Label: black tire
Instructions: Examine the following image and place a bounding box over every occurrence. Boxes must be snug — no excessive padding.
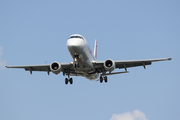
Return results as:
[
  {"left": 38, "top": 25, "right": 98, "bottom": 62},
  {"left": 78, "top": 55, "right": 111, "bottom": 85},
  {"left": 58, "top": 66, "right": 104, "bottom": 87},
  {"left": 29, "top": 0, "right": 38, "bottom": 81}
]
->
[
  {"left": 69, "top": 78, "right": 73, "bottom": 84},
  {"left": 65, "top": 78, "right": 68, "bottom": 84},
  {"left": 104, "top": 76, "right": 108, "bottom": 83},
  {"left": 100, "top": 77, "right": 103, "bottom": 83}
]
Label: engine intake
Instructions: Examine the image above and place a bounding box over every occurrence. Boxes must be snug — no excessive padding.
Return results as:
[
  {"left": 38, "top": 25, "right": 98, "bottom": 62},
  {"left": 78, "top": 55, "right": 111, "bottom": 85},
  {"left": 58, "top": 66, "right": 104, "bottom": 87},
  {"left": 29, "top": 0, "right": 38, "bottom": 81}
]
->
[
  {"left": 50, "top": 61, "right": 61, "bottom": 75},
  {"left": 104, "top": 59, "right": 115, "bottom": 72}
]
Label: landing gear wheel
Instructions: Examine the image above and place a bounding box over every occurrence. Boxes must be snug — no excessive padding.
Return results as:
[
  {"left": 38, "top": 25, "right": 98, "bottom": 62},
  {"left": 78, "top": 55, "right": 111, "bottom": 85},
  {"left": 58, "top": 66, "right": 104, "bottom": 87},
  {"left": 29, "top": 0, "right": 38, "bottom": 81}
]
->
[
  {"left": 65, "top": 78, "right": 73, "bottom": 85},
  {"left": 104, "top": 76, "right": 107, "bottom": 83},
  {"left": 69, "top": 78, "right": 73, "bottom": 84},
  {"left": 65, "top": 78, "right": 68, "bottom": 85},
  {"left": 100, "top": 77, "right": 103, "bottom": 83}
]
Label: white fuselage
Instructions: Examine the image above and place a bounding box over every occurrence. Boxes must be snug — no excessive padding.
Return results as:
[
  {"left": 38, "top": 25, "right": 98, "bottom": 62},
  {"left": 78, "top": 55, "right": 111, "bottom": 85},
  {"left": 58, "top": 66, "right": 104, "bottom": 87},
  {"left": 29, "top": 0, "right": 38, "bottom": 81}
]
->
[{"left": 66, "top": 35, "right": 100, "bottom": 80}]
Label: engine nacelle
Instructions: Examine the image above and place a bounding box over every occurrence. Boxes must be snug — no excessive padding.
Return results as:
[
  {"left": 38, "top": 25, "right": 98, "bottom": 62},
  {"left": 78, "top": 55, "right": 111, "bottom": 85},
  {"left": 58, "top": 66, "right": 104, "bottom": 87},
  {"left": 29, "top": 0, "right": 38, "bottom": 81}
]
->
[
  {"left": 104, "top": 59, "right": 115, "bottom": 72},
  {"left": 50, "top": 61, "right": 61, "bottom": 75}
]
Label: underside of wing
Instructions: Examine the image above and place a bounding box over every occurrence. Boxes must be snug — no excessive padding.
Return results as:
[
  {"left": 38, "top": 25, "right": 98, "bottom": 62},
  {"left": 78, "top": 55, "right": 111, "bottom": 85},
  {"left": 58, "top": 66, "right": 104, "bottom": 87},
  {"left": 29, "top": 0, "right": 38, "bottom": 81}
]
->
[
  {"left": 6, "top": 62, "right": 76, "bottom": 75},
  {"left": 93, "top": 58, "right": 172, "bottom": 73},
  {"left": 115, "top": 58, "right": 171, "bottom": 69},
  {"left": 6, "top": 64, "right": 50, "bottom": 71}
]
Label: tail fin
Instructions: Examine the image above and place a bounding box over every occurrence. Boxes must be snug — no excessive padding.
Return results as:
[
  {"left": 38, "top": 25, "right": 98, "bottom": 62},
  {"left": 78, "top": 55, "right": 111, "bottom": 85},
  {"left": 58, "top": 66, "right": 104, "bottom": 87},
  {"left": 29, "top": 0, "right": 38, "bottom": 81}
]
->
[{"left": 94, "top": 39, "right": 97, "bottom": 59}]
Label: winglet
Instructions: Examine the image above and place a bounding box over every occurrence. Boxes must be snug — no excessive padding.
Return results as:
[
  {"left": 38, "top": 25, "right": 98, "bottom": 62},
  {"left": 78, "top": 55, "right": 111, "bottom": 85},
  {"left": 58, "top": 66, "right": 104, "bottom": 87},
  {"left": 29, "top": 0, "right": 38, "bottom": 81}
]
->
[
  {"left": 94, "top": 39, "right": 97, "bottom": 59},
  {"left": 169, "top": 52, "right": 174, "bottom": 61},
  {"left": 4, "top": 60, "right": 7, "bottom": 68},
  {"left": 168, "top": 58, "right": 172, "bottom": 61}
]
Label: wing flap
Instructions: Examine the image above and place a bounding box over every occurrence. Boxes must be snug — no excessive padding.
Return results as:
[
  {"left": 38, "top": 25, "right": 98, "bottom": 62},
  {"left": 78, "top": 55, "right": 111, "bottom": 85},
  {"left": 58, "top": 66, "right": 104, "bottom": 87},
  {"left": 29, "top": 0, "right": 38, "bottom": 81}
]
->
[
  {"left": 101, "top": 71, "right": 129, "bottom": 76},
  {"left": 115, "top": 61, "right": 152, "bottom": 69}
]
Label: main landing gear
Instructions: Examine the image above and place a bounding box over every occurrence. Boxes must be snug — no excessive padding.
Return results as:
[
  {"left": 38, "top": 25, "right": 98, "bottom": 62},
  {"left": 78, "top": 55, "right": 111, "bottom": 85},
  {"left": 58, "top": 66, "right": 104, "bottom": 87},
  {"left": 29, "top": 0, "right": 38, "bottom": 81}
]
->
[
  {"left": 65, "top": 78, "right": 73, "bottom": 85},
  {"left": 100, "top": 76, "right": 107, "bottom": 83}
]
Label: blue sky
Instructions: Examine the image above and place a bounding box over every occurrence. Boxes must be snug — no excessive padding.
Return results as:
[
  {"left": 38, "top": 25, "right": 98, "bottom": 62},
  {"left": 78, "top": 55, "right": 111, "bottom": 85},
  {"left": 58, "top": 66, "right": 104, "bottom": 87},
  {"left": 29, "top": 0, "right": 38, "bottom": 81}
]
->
[{"left": 0, "top": 0, "right": 180, "bottom": 120}]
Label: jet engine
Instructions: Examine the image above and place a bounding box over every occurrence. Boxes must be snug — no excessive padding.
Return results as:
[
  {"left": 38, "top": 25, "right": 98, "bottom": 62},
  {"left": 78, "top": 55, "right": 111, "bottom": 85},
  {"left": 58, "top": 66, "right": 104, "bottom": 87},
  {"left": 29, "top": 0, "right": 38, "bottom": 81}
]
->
[
  {"left": 104, "top": 59, "right": 115, "bottom": 72},
  {"left": 50, "top": 61, "right": 61, "bottom": 75}
]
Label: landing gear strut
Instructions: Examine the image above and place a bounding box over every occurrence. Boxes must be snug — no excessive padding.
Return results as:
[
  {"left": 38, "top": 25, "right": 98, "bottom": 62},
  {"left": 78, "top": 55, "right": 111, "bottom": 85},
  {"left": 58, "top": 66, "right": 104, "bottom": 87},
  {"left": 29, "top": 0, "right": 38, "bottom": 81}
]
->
[
  {"left": 74, "top": 63, "right": 79, "bottom": 68},
  {"left": 65, "top": 78, "right": 73, "bottom": 85},
  {"left": 100, "top": 76, "right": 108, "bottom": 83},
  {"left": 74, "top": 55, "right": 80, "bottom": 68}
]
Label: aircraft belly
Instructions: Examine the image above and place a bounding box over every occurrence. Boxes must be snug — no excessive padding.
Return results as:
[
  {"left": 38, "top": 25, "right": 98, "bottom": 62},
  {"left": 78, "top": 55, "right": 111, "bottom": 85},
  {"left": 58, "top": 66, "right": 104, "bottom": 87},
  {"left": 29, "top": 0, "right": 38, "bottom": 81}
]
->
[
  {"left": 75, "top": 50, "right": 96, "bottom": 76},
  {"left": 67, "top": 41, "right": 99, "bottom": 80},
  {"left": 75, "top": 59, "right": 95, "bottom": 74}
]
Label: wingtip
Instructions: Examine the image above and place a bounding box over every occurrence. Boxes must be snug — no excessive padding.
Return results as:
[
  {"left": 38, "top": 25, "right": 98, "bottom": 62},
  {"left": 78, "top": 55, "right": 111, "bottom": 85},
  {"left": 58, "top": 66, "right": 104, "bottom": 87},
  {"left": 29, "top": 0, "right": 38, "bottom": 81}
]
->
[
  {"left": 168, "top": 58, "right": 172, "bottom": 61},
  {"left": 4, "top": 60, "right": 7, "bottom": 68}
]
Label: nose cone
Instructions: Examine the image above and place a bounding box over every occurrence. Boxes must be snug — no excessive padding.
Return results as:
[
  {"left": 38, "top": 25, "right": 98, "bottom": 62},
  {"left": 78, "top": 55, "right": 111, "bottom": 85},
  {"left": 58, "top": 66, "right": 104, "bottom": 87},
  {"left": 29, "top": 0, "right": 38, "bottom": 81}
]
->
[{"left": 67, "top": 38, "right": 82, "bottom": 48}]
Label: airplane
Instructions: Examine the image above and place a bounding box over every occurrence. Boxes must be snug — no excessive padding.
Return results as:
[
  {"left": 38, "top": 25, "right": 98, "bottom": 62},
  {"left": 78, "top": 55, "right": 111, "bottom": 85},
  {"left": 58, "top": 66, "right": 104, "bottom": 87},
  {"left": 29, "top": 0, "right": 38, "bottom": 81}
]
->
[{"left": 6, "top": 34, "right": 172, "bottom": 84}]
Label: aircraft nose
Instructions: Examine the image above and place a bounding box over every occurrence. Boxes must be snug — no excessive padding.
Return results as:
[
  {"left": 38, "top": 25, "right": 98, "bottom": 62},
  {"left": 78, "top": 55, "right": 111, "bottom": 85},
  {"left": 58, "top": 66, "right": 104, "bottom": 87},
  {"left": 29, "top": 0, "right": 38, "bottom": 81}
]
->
[{"left": 67, "top": 38, "right": 82, "bottom": 47}]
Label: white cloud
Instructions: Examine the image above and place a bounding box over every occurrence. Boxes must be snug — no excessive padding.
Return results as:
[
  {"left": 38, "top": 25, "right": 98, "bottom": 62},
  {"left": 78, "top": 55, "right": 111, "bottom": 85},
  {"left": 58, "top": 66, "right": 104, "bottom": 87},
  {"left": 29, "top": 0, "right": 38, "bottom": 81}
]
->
[{"left": 110, "top": 110, "right": 148, "bottom": 120}]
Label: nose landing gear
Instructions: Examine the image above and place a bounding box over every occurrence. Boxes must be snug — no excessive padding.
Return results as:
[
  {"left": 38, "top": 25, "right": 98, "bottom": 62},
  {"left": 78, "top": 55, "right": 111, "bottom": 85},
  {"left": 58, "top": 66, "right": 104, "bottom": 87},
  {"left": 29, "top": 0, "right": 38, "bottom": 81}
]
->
[
  {"left": 74, "top": 55, "right": 80, "bottom": 68},
  {"left": 74, "top": 63, "right": 79, "bottom": 68}
]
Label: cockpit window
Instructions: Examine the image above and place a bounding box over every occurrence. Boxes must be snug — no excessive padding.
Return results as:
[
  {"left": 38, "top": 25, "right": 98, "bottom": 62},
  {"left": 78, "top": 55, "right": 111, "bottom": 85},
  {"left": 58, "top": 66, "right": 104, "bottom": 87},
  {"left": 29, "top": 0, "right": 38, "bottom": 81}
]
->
[{"left": 69, "top": 36, "right": 84, "bottom": 39}]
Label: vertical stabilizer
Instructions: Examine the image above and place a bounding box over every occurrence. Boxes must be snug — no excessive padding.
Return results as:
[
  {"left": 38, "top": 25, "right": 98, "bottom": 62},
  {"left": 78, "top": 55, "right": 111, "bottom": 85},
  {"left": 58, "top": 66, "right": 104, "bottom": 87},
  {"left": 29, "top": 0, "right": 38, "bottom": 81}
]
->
[{"left": 94, "top": 39, "right": 97, "bottom": 59}]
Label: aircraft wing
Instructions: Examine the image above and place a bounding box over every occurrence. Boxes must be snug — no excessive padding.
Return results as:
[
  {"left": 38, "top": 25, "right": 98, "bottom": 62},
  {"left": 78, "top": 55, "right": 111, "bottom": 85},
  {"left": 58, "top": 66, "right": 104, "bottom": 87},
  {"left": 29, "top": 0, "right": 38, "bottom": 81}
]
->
[
  {"left": 93, "top": 58, "right": 172, "bottom": 73},
  {"left": 5, "top": 62, "right": 75, "bottom": 75}
]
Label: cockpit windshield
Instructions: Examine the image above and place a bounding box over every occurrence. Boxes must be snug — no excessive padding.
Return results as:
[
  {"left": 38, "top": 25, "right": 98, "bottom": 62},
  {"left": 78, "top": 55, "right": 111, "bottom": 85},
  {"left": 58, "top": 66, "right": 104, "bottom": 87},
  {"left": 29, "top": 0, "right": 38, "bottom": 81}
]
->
[{"left": 69, "top": 36, "right": 84, "bottom": 39}]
